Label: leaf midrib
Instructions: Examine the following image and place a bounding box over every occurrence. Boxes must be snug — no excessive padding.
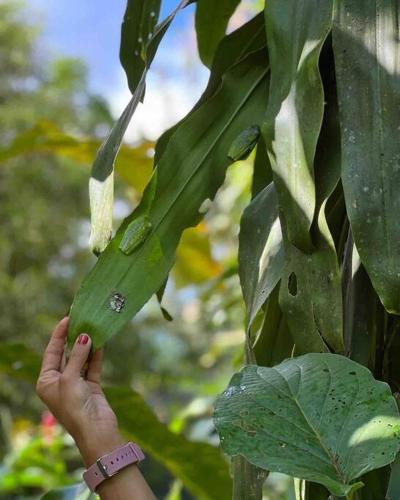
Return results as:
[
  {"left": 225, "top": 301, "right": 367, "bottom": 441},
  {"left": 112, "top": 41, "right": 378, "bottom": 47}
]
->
[
  {"left": 272, "top": 363, "right": 347, "bottom": 483},
  {"left": 152, "top": 66, "right": 269, "bottom": 234}
]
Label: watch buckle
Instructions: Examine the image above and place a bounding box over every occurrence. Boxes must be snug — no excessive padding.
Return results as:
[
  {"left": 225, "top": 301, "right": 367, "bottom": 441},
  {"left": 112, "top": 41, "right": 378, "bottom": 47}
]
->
[{"left": 96, "top": 457, "right": 111, "bottom": 479}]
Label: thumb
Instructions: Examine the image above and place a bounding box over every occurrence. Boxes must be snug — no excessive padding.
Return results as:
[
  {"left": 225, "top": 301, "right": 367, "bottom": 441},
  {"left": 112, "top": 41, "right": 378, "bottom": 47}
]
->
[{"left": 63, "top": 334, "right": 92, "bottom": 379}]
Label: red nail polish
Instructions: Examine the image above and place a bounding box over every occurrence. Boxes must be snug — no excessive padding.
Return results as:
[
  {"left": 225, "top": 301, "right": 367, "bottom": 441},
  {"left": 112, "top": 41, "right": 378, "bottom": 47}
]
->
[{"left": 78, "top": 334, "right": 90, "bottom": 345}]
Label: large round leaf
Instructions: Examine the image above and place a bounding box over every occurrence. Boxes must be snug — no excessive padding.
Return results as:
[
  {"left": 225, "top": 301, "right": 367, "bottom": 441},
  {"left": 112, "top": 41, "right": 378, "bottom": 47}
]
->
[{"left": 214, "top": 353, "right": 400, "bottom": 496}]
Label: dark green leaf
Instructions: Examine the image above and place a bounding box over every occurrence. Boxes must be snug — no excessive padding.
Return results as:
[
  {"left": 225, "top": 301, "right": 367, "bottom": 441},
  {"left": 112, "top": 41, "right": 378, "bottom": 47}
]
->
[
  {"left": 252, "top": 285, "right": 294, "bottom": 367},
  {"left": 238, "top": 183, "right": 284, "bottom": 330},
  {"left": 262, "top": 0, "right": 334, "bottom": 251},
  {"left": 387, "top": 454, "right": 400, "bottom": 500},
  {"left": 332, "top": 1, "right": 400, "bottom": 314},
  {"left": 214, "top": 353, "right": 400, "bottom": 497},
  {"left": 353, "top": 467, "right": 391, "bottom": 500},
  {"left": 195, "top": 0, "right": 240, "bottom": 67},
  {"left": 68, "top": 50, "right": 270, "bottom": 347},
  {"left": 120, "top": 0, "right": 161, "bottom": 94},
  {"left": 105, "top": 386, "right": 231, "bottom": 499},
  {"left": 342, "top": 235, "right": 384, "bottom": 370}
]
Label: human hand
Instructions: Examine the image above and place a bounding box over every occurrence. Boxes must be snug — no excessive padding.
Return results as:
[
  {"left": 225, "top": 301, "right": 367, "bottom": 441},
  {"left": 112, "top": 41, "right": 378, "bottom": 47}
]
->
[{"left": 36, "top": 317, "right": 124, "bottom": 466}]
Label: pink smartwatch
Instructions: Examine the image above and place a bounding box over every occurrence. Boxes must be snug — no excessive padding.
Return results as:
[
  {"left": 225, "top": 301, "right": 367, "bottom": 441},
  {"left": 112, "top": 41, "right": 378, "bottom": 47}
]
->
[{"left": 83, "top": 442, "right": 145, "bottom": 492}]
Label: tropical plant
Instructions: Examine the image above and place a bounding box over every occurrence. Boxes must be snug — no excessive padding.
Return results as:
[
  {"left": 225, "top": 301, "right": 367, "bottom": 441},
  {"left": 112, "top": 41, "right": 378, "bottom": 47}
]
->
[{"left": 18, "top": 0, "right": 400, "bottom": 498}]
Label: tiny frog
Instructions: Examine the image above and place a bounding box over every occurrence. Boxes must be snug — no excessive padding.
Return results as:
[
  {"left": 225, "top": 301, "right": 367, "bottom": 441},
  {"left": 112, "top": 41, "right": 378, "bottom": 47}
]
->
[
  {"left": 109, "top": 292, "right": 125, "bottom": 313},
  {"left": 119, "top": 215, "right": 152, "bottom": 255},
  {"left": 228, "top": 125, "right": 260, "bottom": 162}
]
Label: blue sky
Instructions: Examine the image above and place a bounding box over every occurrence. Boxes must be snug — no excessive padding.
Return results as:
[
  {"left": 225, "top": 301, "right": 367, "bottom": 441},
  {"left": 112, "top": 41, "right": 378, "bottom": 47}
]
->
[
  {"left": 28, "top": 0, "right": 195, "bottom": 95},
  {"left": 26, "top": 1, "right": 253, "bottom": 140}
]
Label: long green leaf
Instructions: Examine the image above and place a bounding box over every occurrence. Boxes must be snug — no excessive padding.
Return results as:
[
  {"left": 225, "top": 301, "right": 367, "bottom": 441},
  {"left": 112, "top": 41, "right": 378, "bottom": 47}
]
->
[
  {"left": 277, "top": 41, "right": 344, "bottom": 354},
  {"left": 105, "top": 387, "right": 231, "bottom": 499},
  {"left": 214, "top": 353, "right": 400, "bottom": 497},
  {"left": 120, "top": 0, "right": 161, "bottom": 94},
  {"left": 238, "top": 183, "right": 284, "bottom": 330},
  {"left": 195, "top": 0, "right": 240, "bottom": 67},
  {"left": 332, "top": 0, "right": 400, "bottom": 314},
  {"left": 68, "top": 50, "right": 269, "bottom": 347},
  {"left": 262, "top": 0, "right": 333, "bottom": 251}
]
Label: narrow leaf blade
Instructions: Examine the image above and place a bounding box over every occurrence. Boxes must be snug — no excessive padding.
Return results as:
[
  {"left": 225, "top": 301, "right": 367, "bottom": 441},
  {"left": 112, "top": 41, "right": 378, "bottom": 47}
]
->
[
  {"left": 195, "top": 0, "right": 240, "bottom": 67},
  {"left": 120, "top": 0, "right": 161, "bottom": 94},
  {"left": 262, "top": 0, "right": 334, "bottom": 251},
  {"left": 69, "top": 50, "right": 270, "bottom": 347}
]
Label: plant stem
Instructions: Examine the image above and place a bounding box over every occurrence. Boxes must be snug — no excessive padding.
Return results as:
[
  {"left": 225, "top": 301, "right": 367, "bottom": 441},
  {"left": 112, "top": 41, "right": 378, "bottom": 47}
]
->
[
  {"left": 231, "top": 337, "right": 266, "bottom": 499},
  {"left": 232, "top": 455, "right": 267, "bottom": 500}
]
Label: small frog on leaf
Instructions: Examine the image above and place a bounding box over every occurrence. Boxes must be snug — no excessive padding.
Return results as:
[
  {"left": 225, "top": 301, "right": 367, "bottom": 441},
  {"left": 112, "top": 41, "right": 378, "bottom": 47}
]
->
[
  {"left": 228, "top": 125, "right": 260, "bottom": 162},
  {"left": 119, "top": 214, "right": 153, "bottom": 255}
]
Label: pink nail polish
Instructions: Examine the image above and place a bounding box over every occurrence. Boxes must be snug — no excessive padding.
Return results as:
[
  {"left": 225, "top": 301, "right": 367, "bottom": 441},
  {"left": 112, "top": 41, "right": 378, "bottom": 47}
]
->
[{"left": 78, "top": 334, "right": 90, "bottom": 345}]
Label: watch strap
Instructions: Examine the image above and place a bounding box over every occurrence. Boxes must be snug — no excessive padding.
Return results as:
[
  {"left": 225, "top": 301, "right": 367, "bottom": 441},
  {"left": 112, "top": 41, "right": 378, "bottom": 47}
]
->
[{"left": 83, "top": 442, "right": 145, "bottom": 492}]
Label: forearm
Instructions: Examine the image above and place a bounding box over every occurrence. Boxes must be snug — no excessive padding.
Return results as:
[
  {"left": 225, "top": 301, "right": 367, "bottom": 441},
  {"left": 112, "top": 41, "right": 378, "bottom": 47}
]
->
[{"left": 75, "top": 430, "right": 156, "bottom": 500}]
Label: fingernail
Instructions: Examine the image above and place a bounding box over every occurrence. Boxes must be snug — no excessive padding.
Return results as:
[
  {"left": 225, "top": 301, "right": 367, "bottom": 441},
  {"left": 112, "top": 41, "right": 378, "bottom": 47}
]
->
[{"left": 78, "top": 334, "right": 90, "bottom": 345}]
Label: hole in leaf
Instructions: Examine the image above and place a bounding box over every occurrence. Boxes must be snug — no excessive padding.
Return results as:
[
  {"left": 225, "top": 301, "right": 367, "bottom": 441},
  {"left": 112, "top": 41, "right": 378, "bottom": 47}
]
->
[{"left": 288, "top": 272, "right": 298, "bottom": 296}]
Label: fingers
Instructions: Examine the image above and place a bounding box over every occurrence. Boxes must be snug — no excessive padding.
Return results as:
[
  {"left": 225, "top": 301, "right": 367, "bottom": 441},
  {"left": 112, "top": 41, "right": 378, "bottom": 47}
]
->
[
  {"left": 63, "top": 334, "right": 92, "bottom": 379},
  {"left": 40, "top": 317, "right": 69, "bottom": 375},
  {"left": 87, "top": 348, "right": 104, "bottom": 384}
]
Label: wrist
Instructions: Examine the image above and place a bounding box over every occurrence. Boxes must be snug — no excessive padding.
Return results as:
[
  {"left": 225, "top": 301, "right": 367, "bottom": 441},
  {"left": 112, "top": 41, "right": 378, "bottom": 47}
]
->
[{"left": 74, "top": 426, "right": 124, "bottom": 467}]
